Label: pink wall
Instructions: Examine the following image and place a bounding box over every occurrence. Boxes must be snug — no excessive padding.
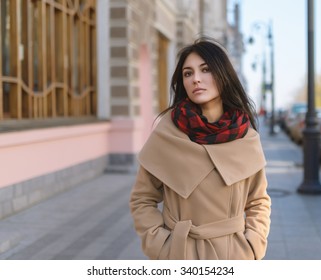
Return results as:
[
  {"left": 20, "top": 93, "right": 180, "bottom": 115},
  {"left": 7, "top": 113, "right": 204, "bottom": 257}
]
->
[
  {"left": 0, "top": 123, "right": 110, "bottom": 188},
  {"left": 108, "top": 117, "right": 145, "bottom": 153},
  {"left": 139, "top": 44, "right": 156, "bottom": 143},
  {"left": 0, "top": 118, "right": 146, "bottom": 189}
]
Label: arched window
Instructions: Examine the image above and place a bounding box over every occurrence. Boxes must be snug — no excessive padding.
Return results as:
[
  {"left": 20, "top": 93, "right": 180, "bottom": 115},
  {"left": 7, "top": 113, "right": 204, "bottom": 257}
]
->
[{"left": 0, "top": 0, "right": 96, "bottom": 120}]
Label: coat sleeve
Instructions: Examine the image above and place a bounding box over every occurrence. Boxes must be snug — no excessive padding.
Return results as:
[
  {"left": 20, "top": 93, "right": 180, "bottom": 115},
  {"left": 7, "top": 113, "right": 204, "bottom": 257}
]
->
[
  {"left": 129, "top": 165, "right": 171, "bottom": 259},
  {"left": 244, "top": 168, "right": 271, "bottom": 260}
]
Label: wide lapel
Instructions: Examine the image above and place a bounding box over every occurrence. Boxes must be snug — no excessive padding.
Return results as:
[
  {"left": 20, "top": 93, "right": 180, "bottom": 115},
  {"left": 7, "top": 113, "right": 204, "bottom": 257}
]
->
[
  {"left": 138, "top": 112, "right": 214, "bottom": 199},
  {"left": 203, "top": 128, "right": 266, "bottom": 186}
]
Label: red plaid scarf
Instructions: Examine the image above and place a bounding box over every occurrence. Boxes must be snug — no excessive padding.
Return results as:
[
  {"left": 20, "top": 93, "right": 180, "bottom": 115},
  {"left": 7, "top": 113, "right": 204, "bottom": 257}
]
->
[{"left": 171, "top": 98, "right": 250, "bottom": 144}]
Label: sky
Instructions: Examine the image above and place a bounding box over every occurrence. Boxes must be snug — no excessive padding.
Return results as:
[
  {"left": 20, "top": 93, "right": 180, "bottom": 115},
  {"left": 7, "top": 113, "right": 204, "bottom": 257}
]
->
[{"left": 235, "top": 0, "right": 321, "bottom": 110}]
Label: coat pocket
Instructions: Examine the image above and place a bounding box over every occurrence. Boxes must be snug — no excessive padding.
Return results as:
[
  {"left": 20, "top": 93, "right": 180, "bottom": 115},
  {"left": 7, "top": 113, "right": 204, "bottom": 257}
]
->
[
  {"left": 229, "top": 232, "right": 255, "bottom": 260},
  {"left": 158, "top": 234, "right": 172, "bottom": 259}
]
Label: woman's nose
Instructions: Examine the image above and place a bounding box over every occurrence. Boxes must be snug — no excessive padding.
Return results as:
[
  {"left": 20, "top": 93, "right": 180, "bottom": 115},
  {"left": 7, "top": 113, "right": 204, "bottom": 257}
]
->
[{"left": 193, "top": 72, "right": 201, "bottom": 84}]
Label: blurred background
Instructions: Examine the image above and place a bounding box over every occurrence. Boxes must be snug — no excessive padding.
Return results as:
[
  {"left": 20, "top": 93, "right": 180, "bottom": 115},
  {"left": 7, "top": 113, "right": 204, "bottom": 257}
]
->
[
  {"left": 0, "top": 0, "right": 320, "bottom": 219},
  {"left": 2, "top": 0, "right": 321, "bottom": 261}
]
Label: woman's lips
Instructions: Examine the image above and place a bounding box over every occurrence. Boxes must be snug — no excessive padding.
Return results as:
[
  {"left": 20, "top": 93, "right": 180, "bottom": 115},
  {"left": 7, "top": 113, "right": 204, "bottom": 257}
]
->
[{"left": 192, "top": 88, "right": 206, "bottom": 94}]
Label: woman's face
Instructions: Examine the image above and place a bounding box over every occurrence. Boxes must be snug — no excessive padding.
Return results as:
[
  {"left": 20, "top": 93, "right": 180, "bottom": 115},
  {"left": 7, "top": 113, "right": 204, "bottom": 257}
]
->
[{"left": 182, "top": 52, "right": 221, "bottom": 107}]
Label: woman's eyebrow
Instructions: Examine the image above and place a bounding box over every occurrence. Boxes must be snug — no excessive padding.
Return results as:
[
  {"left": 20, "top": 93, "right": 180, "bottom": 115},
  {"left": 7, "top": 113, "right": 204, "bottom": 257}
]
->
[
  {"left": 182, "top": 66, "right": 191, "bottom": 70},
  {"left": 183, "top": 62, "right": 207, "bottom": 71}
]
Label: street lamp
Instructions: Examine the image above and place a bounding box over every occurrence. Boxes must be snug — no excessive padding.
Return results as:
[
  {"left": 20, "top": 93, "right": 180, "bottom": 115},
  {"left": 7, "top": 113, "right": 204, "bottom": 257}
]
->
[
  {"left": 268, "top": 22, "right": 275, "bottom": 136},
  {"left": 297, "top": 0, "right": 321, "bottom": 194},
  {"left": 249, "top": 52, "right": 267, "bottom": 118},
  {"left": 248, "top": 21, "right": 275, "bottom": 135}
]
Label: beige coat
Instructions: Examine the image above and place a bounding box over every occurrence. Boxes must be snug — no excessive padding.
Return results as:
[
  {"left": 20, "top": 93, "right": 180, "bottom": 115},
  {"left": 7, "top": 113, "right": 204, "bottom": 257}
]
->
[{"left": 129, "top": 111, "right": 271, "bottom": 260}]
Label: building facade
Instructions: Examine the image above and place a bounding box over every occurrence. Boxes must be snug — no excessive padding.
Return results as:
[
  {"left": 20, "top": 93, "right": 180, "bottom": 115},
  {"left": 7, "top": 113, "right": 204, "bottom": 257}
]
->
[{"left": 0, "top": 0, "right": 243, "bottom": 219}]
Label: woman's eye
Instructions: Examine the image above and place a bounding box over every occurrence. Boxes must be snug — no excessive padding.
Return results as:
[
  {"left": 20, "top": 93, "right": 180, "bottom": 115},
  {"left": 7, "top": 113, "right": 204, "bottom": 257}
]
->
[
  {"left": 202, "top": 67, "right": 210, "bottom": 73},
  {"left": 183, "top": 71, "right": 192, "bottom": 77}
]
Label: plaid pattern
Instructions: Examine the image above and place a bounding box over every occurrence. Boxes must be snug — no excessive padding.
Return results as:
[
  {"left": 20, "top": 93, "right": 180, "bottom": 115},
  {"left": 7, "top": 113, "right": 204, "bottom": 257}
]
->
[{"left": 171, "top": 98, "right": 250, "bottom": 144}]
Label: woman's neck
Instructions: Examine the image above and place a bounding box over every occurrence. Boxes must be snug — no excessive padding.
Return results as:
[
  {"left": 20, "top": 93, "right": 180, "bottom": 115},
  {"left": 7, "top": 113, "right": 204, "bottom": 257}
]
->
[{"left": 200, "top": 100, "right": 224, "bottom": 123}]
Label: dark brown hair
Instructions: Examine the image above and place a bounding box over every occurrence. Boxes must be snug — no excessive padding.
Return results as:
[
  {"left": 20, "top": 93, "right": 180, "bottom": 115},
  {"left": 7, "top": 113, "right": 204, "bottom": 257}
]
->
[{"left": 158, "top": 37, "right": 258, "bottom": 130}]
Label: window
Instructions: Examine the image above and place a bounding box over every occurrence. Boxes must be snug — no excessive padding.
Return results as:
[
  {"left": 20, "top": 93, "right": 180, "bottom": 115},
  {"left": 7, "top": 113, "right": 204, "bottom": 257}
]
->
[{"left": 0, "top": 0, "right": 96, "bottom": 120}]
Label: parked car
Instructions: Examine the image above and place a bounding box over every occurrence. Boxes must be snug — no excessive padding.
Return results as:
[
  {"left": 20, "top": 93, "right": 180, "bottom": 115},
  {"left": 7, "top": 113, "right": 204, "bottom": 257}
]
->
[
  {"left": 289, "top": 109, "right": 321, "bottom": 145},
  {"left": 277, "top": 108, "right": 288, "bottom": 130},
  {"left": 283, "top": 103, "right": 307, "bottom": 135},
  {"left": 288, "top": 111, "right": 306, "bottom": 144}
]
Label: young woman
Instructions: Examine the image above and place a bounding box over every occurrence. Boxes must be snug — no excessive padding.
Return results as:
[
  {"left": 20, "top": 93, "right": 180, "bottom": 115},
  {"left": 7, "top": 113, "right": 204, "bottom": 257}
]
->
[{"left": 129, "top": 38, "right": 271, "bottom": 260}]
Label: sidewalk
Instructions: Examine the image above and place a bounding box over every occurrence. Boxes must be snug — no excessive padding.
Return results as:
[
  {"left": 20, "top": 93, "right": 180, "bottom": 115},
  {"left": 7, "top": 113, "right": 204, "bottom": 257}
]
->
[
  {"left": 0, "top": 120, "right": 321, "bottom": 260},
  {"left": 0, "top": 173, "right": 145, "bottom": 260}
]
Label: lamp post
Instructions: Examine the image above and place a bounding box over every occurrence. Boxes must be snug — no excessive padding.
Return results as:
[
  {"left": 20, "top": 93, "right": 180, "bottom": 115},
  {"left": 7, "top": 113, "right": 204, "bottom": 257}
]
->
[
  {"left": 297, "top": 0, "right": 321, "bottom": 194},
  {"left": 268, "top": 22, "right": 275, "bottom": 135},
  {"left": 260, "top": 53, "right": 267, "bottom": 117},
  {"left": 248, "top": 21, "right": 275, "bottom": 135}
]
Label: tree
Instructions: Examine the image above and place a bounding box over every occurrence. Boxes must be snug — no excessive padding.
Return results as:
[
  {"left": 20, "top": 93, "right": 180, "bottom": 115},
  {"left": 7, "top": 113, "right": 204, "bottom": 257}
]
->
[
  {"left": 294, "top": 74, "right": 321, "bottom": 108},
  {"left": 315, "top": 74, "right": 321, "bottom": 108}
]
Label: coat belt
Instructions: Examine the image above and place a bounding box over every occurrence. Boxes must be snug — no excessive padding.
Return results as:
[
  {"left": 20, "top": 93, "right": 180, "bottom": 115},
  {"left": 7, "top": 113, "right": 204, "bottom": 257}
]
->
[{"left": 163, "top": 206, "right": 245, "bottom": 259}]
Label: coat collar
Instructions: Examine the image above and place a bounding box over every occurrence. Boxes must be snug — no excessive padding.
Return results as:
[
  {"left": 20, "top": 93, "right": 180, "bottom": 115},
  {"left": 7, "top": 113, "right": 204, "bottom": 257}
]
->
[{"left": 138, "top": 111, "right": 266, "bottom": 198}]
